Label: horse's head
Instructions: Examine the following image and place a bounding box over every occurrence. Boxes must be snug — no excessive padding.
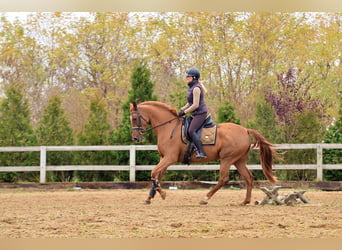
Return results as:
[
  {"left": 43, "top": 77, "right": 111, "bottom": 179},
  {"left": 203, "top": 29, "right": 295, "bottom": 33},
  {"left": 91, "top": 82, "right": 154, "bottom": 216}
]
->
[{"left": 129, "top": 102, "right": 149, "bottom": 143}]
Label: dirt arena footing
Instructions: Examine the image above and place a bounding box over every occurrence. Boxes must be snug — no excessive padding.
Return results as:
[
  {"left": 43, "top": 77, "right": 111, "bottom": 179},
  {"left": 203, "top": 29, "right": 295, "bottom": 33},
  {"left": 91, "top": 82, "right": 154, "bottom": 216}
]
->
[{"left": 0, "top": 181, "right": 341, "bottom": 191}]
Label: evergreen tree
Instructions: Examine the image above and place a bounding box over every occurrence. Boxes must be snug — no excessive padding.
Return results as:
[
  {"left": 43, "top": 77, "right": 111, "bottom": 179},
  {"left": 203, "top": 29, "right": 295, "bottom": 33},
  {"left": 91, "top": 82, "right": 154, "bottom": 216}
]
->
[
  {"left": 36, "top": 96, "right": 74, "bottom": 182},
  {"left": 110, "top": 62, "right": 157, "bottom": 144},
  {"left": 78, "top": 98, "right": 110, "bottom": 146},
  {"left": 169, "top": 81, "right": 187, "bottom": 109},
  {"left": 283, "top": 110, "right": 322, "bottom": 181},
  {"left": 247, "top": 98, "right": 282, "bottom": 143},
  {"left": 323, "top": 91, "right": 342, "bottom": 181},
  {"left": 246, "top": 98, "right": 282, "bottom": 181},
  {"left": 0, "top": 87, "right": 37, "bottom": 182},
  {"left": 217, "top": 101, "right": 241, "bottom": 124},
  {"left": 203, "top": 101, "right": 240, "bottom": 181},
  {"left": 128, "top": 62, "right": 157, "bottom": 103},
  {"left": 110, "top": 62, "right": 159, "bottom": 181},
  {"left": 76, "top": 97, "right": 111, "bottom": 181}
]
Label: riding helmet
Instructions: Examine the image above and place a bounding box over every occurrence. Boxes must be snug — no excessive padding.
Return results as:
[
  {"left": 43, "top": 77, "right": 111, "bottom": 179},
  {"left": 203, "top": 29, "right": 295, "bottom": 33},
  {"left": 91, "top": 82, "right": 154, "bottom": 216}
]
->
[{"left": 186, "top": 68, "right": 200, "bottom": 80}]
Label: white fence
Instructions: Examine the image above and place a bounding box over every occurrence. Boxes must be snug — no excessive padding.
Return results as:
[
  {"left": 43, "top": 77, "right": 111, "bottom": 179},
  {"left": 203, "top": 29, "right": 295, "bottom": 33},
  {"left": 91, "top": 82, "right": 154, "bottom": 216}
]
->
[{"left": 0, "top": 144, "right": 341, "bottom": 183}]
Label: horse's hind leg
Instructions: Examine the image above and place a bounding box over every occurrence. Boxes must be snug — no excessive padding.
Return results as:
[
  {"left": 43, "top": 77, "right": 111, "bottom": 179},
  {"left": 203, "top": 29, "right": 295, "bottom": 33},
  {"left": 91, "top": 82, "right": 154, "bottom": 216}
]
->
[
  {"left": 200, "top": 158, "right": 232, "bottom": 205},
  {"left": 234, "top": 155, "right": 254, "bottom": 205}
]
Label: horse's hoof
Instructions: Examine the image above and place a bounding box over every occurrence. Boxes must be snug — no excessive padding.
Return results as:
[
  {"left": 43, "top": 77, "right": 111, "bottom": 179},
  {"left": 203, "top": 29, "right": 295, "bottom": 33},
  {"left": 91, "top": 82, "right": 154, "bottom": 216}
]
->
[
  {"left": 160, "top": 191, "right": 166, "bottom": 200},
  {"left": 199, "top": 200, "right": 208, "bottom": 205},
  {"left": 144, "top": 200, "right": 151, "bottom": 205}
]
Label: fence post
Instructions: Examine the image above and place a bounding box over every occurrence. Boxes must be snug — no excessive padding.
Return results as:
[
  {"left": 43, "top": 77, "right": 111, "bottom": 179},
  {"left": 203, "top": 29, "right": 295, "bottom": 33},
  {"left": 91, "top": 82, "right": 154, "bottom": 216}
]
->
[
  {"left": 40, "top": 146, "right": 47, "bottom": 183},
  {"left": 129, "top": 145, "right": 136, "bottom": 182},
  {"left": 316, "top": 144, "right": 323, "bottom": 181}
]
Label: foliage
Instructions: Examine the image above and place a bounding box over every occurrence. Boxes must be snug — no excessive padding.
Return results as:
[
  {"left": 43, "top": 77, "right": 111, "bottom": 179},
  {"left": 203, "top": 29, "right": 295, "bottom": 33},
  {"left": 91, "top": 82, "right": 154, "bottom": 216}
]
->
[
  {"left": 266, "top": 68, "right": 326, "bottom": 142},
  {"left": 214, "top": 100, "right": 241, "bottom": 181},
  {"left": 110, "top": 62, "right": 159, "bottom": 181},
  {"left": 264, "top": 68, "right": 327, "bottom": 181},
  {"left": 110, "top": 62, "right": 157, "bottom": 144},
  {"left": 247, "top": 98, "right": 281, "bottom": 143},
  {"left": 168, "top": 81, "right": 187, "bottom": 109},
  {"left": 323, "top": 91, "right": 342, "bottom": 180},
  {"left": 217, "top": 101, "right": 241, "bottom": 125},
  {"left": 36, "top": 95, "right": 74, "bottom": 182},
  {"left": 1, "top": 13, "right": 339, "bottom": 127},
  {"left": 0, "top": 13, "right": 341, "bottom": 182},
  {"left": 76, "top": 97, "right": 112, "bottom": 181},
  {"left": 0, "top": 87, "right": 37, "bottom": 182},
  {"left": 246, "top": 98, "right": 282, "bottom": 181}
]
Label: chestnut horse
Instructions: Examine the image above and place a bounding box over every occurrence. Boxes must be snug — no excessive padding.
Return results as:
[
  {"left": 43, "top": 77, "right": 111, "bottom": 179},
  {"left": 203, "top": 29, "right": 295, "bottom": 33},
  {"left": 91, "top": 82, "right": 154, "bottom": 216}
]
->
[{"left": 130, "top": 101, "right": 277, "bottom": 205}]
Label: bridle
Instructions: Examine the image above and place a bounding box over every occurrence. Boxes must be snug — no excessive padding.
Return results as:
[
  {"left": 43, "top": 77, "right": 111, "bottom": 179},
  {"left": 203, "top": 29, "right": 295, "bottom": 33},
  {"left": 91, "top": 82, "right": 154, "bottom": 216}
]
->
[
  {"left": 130, "top": 107, "right": 150, "bottom": 134},
  {"left": 130, "top": 107, "right": 180, "bottom": 138}
]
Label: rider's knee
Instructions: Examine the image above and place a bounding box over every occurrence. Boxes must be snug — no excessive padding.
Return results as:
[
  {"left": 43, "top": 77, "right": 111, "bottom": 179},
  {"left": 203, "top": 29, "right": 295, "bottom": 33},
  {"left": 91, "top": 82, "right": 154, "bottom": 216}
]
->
[{"left": 189, "top": 130, "right": 197, "bottom": 138}]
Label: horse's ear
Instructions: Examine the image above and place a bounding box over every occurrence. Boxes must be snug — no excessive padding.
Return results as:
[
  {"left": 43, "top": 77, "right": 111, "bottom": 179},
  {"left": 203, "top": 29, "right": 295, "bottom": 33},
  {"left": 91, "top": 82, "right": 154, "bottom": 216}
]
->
[{"left": 132, "top": 101, "right": 137, "bottom": 111}]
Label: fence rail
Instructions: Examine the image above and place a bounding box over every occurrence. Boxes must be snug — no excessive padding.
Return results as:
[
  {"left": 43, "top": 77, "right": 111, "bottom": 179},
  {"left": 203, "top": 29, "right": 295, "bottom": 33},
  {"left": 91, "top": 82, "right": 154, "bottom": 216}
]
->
[{"left": 0, "top": 144, "right": 341, "bottom": 183}]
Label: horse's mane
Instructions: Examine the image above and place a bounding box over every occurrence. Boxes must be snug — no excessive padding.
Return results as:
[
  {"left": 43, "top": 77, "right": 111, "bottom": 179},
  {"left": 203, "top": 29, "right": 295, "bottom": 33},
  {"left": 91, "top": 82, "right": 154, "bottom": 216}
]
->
[{"left": 140, "top": 101, "right": 178, "bottom": 116}]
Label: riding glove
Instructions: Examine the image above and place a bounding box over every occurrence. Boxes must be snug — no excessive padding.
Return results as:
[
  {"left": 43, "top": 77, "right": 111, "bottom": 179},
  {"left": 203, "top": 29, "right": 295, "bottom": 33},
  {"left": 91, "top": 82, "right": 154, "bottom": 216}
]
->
[{"left": 178, "top": 110, "right": 185, "bottom": 117}]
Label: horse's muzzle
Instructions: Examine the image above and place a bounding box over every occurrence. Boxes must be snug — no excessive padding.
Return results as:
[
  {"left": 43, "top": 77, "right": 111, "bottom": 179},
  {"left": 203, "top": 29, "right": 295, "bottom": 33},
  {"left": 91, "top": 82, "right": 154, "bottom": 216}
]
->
[
  {"left": 132, "top": 133, "right": 144, "bottom": 143},
  {"left": 132, "top": 137, "right": 141, "bottom": 143}
]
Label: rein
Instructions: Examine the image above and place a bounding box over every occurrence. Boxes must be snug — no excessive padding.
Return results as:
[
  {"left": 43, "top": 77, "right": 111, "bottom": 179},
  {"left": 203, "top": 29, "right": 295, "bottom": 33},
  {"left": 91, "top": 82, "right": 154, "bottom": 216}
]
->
[
  {"left": 131, "top": 108, "right": 180, "bottom": 138},
  {"left": 146, "top": 117, "right": 180, "bottom": 133}
]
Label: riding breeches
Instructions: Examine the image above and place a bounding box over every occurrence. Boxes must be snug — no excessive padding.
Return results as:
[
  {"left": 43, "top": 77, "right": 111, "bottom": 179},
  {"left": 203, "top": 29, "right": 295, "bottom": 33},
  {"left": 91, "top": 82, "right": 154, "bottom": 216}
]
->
[{"left": 188, "top": 113, "right": 207, "bottom": 135}]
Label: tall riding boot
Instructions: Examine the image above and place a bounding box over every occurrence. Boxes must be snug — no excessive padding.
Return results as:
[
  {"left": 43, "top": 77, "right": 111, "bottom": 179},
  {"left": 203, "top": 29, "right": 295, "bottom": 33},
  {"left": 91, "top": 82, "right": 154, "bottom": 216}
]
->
[{"left": 191, "top": 132, "right": 207, "bottom": 159}]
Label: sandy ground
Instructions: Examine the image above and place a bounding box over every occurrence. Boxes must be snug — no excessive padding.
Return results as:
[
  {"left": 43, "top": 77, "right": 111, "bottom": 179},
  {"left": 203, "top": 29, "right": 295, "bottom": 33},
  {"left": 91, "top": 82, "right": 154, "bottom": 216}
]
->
[{"left": 0, "top": 188, "right": 341, "bottom": 238}]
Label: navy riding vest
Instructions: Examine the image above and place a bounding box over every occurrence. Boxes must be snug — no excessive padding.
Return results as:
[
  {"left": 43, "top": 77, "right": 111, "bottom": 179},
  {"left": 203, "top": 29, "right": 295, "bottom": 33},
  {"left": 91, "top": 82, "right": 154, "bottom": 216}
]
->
[{"left": 186, "top": 80, "right": 208, "bottom": 116}]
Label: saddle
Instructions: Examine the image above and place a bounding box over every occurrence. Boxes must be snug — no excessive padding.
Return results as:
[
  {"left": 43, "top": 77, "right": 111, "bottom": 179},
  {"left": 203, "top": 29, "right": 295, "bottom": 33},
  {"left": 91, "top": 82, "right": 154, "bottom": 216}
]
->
[{"left": 181, "top": 115, "right": 217, "bottom": 164}]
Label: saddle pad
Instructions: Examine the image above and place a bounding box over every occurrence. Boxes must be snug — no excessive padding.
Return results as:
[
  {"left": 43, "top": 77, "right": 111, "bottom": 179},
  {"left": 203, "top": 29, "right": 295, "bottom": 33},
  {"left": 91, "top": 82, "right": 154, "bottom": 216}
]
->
[{"left": 181, "top": 125, "right": 217, "bottom": 145}]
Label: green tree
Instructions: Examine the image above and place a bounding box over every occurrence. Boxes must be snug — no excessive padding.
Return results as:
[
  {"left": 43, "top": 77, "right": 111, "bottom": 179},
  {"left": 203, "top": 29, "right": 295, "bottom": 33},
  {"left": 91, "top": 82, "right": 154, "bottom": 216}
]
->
[
  {"left": 169, "top": 81, "right": 187, "bottom": 109},
  {"left": 36, "top": 96, "right": 74, "bottom": 182},
  {"left": 213, "top": 101, "right": 240, "bottom": 181},
  {"left": 76, "top": 97, "right": 111, "bottom": 181},
  {"left": 247, "top": 98, "right": 282, "bottom": 143},
  {"left": 1, "top": 13, "right": 340, "bottom": 182},
  {"left": 246, "top": 97, "right": 282, "bottom": 181},
  {"left": 110, "top": 62, "right": 157, "bottom": 144},
  {"left": 282, "top": 111, "right": 323, "bottom": 181},
  {"left": 323, "top": 91, "right": 342, "bottom": 181},
  {"left": 78, "top": 98, "right": 110, "bottom": 146},
  {"left": 0, "top": 87, "right": 37, "bottom": 182},
  {"left": 110, "top": 62, "right": 159, "bottom": 181},
  {"left": 217, "top": 101, "right": 241, "bottom": 124}
]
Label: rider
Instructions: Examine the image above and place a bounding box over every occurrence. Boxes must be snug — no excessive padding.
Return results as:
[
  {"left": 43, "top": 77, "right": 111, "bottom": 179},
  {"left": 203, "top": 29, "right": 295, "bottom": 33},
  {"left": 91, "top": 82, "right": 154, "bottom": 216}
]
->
[{"left": 178, "top": 68, "right": 208, "bottom": 159}]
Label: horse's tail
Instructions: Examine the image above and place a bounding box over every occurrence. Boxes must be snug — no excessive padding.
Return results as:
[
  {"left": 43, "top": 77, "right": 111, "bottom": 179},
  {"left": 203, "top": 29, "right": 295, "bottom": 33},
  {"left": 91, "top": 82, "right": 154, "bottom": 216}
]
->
[{"left": 247, "top": 129, "right": 277, "bottom": 185}]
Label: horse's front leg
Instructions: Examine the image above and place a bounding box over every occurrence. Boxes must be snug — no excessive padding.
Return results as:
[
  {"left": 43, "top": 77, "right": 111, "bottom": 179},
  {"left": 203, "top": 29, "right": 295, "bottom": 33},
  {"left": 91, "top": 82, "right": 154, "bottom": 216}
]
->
[
  {"left": 145, "top": 158, "right": 173, "bottom": 204},
  {"left": 145, "top": 178, "right": 166, "bottom": 204}
]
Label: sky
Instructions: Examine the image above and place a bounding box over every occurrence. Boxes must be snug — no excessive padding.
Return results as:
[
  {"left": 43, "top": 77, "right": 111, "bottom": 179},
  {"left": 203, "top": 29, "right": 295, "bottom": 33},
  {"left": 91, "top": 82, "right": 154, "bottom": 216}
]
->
[{"left": 2, "top": 12, "right": 92, "bottom": 22}]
